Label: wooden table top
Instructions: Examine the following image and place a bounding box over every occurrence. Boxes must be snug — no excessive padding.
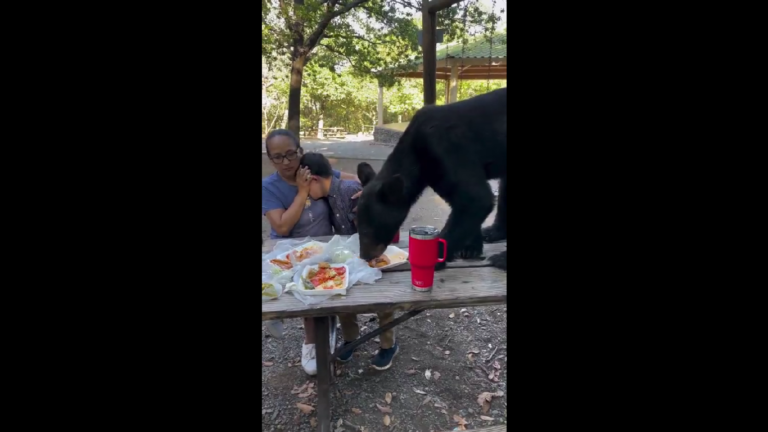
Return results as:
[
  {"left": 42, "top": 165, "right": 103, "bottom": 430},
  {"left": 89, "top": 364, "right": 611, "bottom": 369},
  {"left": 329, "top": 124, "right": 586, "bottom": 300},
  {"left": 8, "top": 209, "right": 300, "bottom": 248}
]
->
[{"left": 262, "top": 232, "right": 507, "bottom": 320}]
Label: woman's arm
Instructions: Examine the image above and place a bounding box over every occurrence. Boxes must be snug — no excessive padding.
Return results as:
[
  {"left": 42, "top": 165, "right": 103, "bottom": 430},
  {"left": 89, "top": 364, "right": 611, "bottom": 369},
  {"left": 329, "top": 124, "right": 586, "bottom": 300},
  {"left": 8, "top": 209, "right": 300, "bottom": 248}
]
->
[
  {"left": 264, "top": 167, "right": 312, "bottom": 236},
  {"left": 264, "top": 190, "right": 308, "bottom": 236}
]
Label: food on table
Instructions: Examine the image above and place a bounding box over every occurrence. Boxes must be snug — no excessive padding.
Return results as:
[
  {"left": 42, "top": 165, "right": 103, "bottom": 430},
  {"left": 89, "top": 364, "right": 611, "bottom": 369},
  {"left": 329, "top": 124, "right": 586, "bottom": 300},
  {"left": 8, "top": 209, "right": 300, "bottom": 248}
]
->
[
  {"left": 269, "top": 244, "right": 323, "bottom": 270},
  {"left": 261, "top": 282, "right": 277, "bottom": 298},
  {"left": 304, "top": 262, "right": 347, "bottom": 290},
  {"left": 368, "top": 255, "right": 391, "bottom": 268},
  {"left": 269, "top": 257, "right": 293, "bottom": 270}
]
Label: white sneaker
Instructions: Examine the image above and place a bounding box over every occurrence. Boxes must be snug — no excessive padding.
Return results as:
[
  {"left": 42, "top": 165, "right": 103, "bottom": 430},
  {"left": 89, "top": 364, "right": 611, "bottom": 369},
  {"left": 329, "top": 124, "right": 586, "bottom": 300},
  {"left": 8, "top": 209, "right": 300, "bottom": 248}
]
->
[{"left": 302, "top": 343, "right": 317, "bottom": 376}]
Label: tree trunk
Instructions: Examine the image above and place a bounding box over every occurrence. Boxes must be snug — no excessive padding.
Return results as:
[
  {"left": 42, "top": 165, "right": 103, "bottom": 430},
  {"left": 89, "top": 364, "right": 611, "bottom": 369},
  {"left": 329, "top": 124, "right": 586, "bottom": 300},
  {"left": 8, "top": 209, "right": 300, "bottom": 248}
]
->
[{"left": 286, "top": 55, "right": 307, "bottom": 135}]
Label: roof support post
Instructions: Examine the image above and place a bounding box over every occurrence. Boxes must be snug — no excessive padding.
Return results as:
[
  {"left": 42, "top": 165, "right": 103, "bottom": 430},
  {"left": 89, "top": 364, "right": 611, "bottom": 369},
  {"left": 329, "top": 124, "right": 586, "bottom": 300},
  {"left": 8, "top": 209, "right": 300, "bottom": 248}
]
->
[{"left": 449, "top": 60, "right": 459, "bottom": 103}]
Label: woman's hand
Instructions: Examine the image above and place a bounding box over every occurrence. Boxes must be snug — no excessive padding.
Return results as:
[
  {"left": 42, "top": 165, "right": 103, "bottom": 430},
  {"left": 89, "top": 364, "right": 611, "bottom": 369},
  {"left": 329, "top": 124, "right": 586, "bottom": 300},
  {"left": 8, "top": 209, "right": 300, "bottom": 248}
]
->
[{"left": 296, "top": 166, "right": 311, "bottom": 195}]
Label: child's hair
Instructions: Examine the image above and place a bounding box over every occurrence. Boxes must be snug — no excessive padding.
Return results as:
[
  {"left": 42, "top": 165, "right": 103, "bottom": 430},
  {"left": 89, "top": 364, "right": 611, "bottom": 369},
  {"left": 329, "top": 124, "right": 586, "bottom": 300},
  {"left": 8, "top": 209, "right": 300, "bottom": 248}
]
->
[{"left": 299, "top": 152, "right": 334, "bottom": 178}]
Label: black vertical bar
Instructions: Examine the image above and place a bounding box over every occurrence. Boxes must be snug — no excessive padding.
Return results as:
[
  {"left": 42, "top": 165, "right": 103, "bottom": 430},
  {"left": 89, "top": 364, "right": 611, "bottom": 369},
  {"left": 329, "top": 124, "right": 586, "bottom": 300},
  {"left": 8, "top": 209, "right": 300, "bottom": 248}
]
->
[{"left": 422, "top": 4, "right": 436, "bottom": 105}]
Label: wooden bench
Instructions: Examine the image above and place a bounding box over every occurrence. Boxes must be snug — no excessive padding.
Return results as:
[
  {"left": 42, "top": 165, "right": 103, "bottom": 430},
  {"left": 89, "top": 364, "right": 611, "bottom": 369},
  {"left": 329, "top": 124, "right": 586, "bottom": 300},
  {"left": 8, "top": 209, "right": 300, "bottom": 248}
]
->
[
  {"left": 318, "top": 127, "right": 346, "bottom": 138},
  {"left": 262, "top": 232, "right": 507, "bottom": 432}
]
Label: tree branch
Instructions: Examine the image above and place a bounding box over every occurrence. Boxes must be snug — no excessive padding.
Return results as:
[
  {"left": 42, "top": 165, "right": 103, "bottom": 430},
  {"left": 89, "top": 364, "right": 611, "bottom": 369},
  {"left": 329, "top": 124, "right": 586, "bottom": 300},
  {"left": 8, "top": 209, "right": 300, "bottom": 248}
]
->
[
  {"left": 325, "top": 32, "right": 380, "bottom": 45},
  {"left": 427, "top": 0, "right": 464, "bottom": 14},
  {"left": 319, "top": 43, "right": 365, "bottom": 72},
  {"left": 391, "top": 0, "right": 419, "bottom": 10},
  {"left": 305, "top": 0, "right": 371, "bottom": 51}
]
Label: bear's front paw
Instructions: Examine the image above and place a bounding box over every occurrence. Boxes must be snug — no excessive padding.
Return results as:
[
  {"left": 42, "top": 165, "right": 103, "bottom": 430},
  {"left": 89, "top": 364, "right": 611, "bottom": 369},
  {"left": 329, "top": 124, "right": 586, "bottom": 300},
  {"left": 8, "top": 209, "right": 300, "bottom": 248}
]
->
[
  {"left": 481, "top": 225, "right": 507, "bottom": 243},
  {"left": 457, "top": 242, "right": 484, "bottom": 260}
]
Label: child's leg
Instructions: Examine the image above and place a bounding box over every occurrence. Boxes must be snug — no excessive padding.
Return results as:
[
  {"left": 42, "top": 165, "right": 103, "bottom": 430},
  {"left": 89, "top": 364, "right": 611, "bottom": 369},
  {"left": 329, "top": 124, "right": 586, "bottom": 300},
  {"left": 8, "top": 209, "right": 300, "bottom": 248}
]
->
[
  {"left": 337, "top": 313, "right": 360, "bottom": 342},
  {"left": 377, "top": 311, "right": 395, "bottom": 349}
]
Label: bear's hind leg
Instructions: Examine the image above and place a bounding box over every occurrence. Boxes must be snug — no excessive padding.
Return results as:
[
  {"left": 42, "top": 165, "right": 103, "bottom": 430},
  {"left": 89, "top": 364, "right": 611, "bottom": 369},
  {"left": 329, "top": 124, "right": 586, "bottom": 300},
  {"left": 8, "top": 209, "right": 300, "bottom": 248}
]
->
[{"left": 436, "top": 182, "right": 495, "bottom": 271}]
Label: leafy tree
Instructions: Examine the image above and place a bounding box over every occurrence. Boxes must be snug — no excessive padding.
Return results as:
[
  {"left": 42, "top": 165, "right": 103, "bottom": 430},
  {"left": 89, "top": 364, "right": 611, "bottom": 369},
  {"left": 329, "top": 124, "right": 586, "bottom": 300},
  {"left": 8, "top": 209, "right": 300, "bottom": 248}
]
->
[{"left": 262, "top": 0, "right": 500, "bottom": 135}]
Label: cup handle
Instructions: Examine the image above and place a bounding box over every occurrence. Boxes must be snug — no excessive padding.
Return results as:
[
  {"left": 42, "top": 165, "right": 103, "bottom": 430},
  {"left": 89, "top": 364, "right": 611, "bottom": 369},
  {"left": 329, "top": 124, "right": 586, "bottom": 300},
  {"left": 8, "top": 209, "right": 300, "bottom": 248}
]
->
[{"left": 436, "top": 238, "right": 447, "bottom": 263}]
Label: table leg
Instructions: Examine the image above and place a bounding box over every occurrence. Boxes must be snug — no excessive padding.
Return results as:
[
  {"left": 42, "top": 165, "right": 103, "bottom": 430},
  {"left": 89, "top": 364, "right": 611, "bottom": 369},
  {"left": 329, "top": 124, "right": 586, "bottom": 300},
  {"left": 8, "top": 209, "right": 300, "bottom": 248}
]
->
[{"left": 314, "top": 316, "right": 332, "bottom": 432}]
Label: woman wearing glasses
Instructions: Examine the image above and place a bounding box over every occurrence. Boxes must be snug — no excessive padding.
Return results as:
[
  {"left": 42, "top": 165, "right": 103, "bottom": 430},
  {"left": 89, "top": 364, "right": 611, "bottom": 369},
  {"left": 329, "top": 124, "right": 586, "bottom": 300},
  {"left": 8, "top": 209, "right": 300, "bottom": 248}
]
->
[{"left": 262, "top": 128, "right": 361, "bottom": 376}]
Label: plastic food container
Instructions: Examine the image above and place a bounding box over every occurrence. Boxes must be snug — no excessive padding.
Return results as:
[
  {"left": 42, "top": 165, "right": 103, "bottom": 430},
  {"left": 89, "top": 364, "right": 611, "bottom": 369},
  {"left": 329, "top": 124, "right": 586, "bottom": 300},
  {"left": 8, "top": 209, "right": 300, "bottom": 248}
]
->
[
  {"left": 370, "top": 245, "right": 409, "bottom": 270},
  {"left": 300, "top": 264, "right": 350, "bottom": 296}
]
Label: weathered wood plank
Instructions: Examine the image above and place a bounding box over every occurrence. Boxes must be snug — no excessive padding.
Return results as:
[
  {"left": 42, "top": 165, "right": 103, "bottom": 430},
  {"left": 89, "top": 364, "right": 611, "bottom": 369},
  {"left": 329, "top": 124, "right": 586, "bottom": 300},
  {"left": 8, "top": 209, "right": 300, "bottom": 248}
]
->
[
  {"left": 261, "top": 267, "right": 506, "bottom": 320},
  {"left": 382, "top": 242, "right": 507, "bottom": 272},
  {"left": 444, "top": 426, "right": 506, "bottom": 432}
]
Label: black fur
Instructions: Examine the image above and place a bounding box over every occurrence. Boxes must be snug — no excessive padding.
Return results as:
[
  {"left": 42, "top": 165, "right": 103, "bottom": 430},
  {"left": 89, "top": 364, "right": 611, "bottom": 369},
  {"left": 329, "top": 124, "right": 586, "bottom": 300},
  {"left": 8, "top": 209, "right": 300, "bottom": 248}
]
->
[{"left": 355, "top": 88, "right": 507, "bottom": 271}]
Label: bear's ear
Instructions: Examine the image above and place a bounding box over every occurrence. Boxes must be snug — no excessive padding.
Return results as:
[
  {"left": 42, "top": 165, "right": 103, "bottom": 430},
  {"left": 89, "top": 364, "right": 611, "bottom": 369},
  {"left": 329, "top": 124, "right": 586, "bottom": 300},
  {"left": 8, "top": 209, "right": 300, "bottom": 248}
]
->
[
  {"left": 377, "top": 175, "right": 405, "bottom": 204},
  {"left": 357, "top": 162, "right": 377, "bottom": 186}
]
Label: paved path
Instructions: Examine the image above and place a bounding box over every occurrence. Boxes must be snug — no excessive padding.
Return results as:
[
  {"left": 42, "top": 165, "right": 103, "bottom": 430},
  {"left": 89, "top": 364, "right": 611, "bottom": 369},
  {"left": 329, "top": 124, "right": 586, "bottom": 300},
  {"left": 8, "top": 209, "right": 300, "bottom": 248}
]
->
[{"left": 261, "top": 136, "right": 392, "bottom": 160}]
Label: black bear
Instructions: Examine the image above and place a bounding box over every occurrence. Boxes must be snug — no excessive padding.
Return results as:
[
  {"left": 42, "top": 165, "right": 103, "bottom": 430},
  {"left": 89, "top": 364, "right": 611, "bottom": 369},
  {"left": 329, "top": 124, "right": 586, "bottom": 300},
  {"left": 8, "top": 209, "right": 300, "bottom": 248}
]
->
[{"left": 355, "top": 87, "right": 507, "bottom": 271}]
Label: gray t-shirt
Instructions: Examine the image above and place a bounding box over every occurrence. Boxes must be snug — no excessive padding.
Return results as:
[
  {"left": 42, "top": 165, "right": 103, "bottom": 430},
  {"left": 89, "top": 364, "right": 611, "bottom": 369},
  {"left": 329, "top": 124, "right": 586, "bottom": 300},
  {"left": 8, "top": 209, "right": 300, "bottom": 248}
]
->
[{"left": 262, "top": 170, "right": 340, "bottom": 239}]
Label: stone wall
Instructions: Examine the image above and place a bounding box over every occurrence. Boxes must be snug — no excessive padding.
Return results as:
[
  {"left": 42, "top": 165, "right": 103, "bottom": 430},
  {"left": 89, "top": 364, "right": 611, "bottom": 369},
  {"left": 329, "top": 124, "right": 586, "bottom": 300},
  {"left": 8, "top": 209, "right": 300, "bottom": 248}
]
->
[{"left": 373, "top": 126, "right": 404, "bottom": 147}]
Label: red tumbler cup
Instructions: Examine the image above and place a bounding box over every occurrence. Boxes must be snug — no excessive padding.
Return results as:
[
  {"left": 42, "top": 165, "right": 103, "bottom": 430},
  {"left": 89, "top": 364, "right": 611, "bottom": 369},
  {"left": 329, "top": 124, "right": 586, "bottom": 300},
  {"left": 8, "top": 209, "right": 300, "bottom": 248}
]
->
[{"left": 408, "top": 226, "right": 447, "bottom": 292}]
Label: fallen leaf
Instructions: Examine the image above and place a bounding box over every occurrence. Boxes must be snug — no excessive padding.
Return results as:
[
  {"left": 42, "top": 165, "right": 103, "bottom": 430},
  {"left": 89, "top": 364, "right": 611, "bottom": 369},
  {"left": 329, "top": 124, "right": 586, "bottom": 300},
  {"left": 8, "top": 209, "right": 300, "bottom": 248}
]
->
[
  {"left": 459, "top": 426, "right": 467, "bottom": 431},
  {"left": 336, "top": 368, "right": 342, "bottom": 376},
  {"left": 412, "top": 357, "right": 420, "bottom": 361},
  {"left": 337, "top": 419, "right": 343, "bottom": 427},
  {"left": 449, "top": 312, "right": 455, "bottom": 318},
  {"left": 488, "top": 371, "right": 495, "bottom": 380},
  {"left": 351, "top": 408, "right": 362, "bottom": 414},
  {"left": 310, "top": 418, "right": 317, "bottom": 427},
  {"left": 425, "top": 369, "right": 432, "bottom": 380},
  {"left": 460, "top": 308, "right": 467, "bottom": 313},
  {"left": 343, "top": 390, "right": 354, "bottom": 395},
  {"left": 413, "top": 388, "right": 427, "bottom": 395},
  {"left": 467, "top": 353, "right": 475, "bottom": 361},
  {"left": 477, "top": 391, "right": 504, "bottom": 413},
  {"left": 418, "top": 396, "right": 432, "bottom": 409},
  {"left": 291, "top": 383, "right": 309, "bottom": 394},
  {"left": 480, "top": 415, "right": 494, "bottom": 421},
  {"left": 444, "top": 350, "right": 450, "bottom": 355},
  {"left": 493, "top": 361, "right": 501, "bottom": 370},
  {"left": 383, "top": 414, "right": 391, "bottom": 426},
  {"left": 453, "top": 414, "right": 468, "bottom": 425},
  {"left": 434, "top": 346, "right": 443, "bottom": 351},
  {"left": 296, "top": 403, "right": 314, "bottom": 414},
  {"left": 405, "top": 369, "right": 418, "bottom": 375},
  {"left": 467, "top": 348, "right": 480, "bottom": 354},
  {"left": 433, "top": 371, "right": 441, "bottom": 381},
  {"left": 433, "top": 401, "right": 447, "bottom": 409},
  {"left": 377, "top": 404, "right": 393, "bottom": 414},
  {"left": 262, "top": 361, "right": 274, "bottom": 367},
  {"left": 385, "top": 392, "right": 392, "bottom": 404},
  {"left": 482, "top": 400, "right": 491, "bottom": 413}
]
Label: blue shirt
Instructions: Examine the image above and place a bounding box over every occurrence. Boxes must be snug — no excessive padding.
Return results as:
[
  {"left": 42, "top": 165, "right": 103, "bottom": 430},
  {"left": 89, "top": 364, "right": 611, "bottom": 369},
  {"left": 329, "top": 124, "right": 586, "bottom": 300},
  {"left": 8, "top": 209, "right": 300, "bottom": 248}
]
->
[{"left": 262, "top": 169, "right": 341, "bottom": 239}]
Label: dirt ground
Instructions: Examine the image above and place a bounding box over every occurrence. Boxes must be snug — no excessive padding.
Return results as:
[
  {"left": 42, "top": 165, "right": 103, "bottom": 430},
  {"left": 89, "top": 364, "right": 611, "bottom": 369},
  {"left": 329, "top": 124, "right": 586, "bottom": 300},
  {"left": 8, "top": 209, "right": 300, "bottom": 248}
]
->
[
  {"left": 261, "top": 306, "right": 508, "bottom": 431},
  {"left": 262, "top": 155, "right": 507, "bottom": 431}
]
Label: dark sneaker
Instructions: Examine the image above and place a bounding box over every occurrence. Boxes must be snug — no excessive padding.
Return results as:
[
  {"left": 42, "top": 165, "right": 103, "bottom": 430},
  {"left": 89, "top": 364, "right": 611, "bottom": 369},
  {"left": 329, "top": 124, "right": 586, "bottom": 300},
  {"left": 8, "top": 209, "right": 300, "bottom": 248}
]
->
[
  {"left": 371, "top": 343, "right": 399, "bottom": 370},
  {"left": 336, "top": 342, "right": 356, "bottom": 363}
]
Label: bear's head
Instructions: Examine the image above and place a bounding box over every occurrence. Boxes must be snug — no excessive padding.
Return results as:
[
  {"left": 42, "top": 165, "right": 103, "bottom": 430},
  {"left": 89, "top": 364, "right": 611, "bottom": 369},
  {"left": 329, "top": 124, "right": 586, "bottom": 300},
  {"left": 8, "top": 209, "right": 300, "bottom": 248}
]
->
[{"left": 355, "top": 162, "right": 409, "bottom": 261}]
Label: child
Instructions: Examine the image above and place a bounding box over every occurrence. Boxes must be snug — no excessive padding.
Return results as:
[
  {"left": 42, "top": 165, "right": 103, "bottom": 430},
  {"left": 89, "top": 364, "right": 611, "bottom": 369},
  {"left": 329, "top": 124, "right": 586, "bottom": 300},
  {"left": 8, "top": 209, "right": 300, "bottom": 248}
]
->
[{"left": 300, "top": 152, "right": 400, "bottom": 370}]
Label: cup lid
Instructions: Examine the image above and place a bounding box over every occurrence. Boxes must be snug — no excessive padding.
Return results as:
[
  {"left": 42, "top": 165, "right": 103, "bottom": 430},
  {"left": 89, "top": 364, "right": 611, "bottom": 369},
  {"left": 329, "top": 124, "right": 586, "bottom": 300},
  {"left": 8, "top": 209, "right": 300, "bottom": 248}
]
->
[{"left": 410, "top": 226, "right": 440, "bottom": 239}]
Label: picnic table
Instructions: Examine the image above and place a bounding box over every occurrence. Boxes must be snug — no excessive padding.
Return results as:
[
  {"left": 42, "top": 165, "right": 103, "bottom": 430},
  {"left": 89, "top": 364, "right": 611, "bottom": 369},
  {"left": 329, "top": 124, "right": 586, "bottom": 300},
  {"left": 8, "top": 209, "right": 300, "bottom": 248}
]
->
[
  {"left": 262, "top": 231, "right": 507, "bottom": 432},
  {"left": 318, "top": 127, "right": 346, "bottom": 139}
]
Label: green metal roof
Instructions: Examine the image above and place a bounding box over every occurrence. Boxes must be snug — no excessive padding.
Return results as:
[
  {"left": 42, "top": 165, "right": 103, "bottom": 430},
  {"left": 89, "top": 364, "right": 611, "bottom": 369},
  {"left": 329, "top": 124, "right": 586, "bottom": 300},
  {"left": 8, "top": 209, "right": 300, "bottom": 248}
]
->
[{"left": 433, "top": 32, "right": 507, "bottom": 63}]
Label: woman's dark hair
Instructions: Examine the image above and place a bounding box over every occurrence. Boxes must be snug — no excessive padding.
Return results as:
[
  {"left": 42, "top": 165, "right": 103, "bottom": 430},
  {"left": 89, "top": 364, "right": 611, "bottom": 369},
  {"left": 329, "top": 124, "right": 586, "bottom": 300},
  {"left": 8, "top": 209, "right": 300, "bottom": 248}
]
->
[
  {"left": 265, "top": 129, "right": 301, "bottom": 155},
  {"left": 300, "top": 152, "right": 334, "bottom": 178}
]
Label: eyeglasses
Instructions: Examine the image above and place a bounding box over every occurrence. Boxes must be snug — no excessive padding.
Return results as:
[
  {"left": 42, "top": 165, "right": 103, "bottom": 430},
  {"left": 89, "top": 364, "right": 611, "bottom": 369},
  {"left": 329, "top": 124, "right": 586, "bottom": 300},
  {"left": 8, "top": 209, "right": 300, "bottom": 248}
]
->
[{"left": 269, "top": 150, "right": 300, "bottom": 164}]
